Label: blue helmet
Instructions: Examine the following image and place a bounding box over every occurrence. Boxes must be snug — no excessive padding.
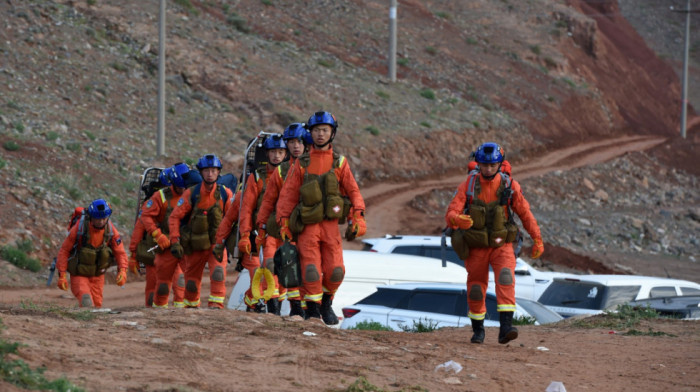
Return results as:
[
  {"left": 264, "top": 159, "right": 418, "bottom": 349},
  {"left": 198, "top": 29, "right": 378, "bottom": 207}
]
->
[
  {"left": 158, "top": 167, "right": 173, "bottom": 186},
  {"left": 196, "top": 154, "right": 222, "bottom": 171},
  {"left": 474, "top": 142, "right": 505, "bottom": 164},
  {"left": 303, "top": 129, "right": 313, "bottom": 145},
  {"left": 264, "top": 134, "right": 286, "bottom": 150},
  {"left": 87, "top": 199, "right": 112, "bottom": 219},
  {"left": 306, "top": 111, "right": 338, "bottom": 131},
  {"left": 170, "top": 162, "right": 190, "bottom": 188},
  {"left": 282, "top": 123, "right": 306, "bottom": 142}
]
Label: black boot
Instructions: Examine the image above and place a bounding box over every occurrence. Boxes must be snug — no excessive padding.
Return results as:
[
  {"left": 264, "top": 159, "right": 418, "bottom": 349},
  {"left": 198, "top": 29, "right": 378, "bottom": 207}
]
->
[
  {"left": 498, "top": 311, "right": 519, "bottom": 344},
  {"left": 320, "top": 293, "right": 339, "bottom": 325},
  {"left": 246, "top": 302, "right": 266, "bottom": 313},
  {"left": 266, "top": 298, "right": 281, "bottom": 315},
  {"left": 470, "top": 319, "right": 485, "bottom": 344},
  {"left": 304, "top": 301, "right": 321, "bottom": 320},
  {"left": 289, "top": 300, "right": 305, "bottom": 318}
]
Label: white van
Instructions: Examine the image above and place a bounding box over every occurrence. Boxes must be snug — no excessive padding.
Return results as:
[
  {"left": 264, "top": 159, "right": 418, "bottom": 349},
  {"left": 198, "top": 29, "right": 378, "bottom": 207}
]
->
[{"left": 226, "top": 250, "right": 468, "bottom": 323}]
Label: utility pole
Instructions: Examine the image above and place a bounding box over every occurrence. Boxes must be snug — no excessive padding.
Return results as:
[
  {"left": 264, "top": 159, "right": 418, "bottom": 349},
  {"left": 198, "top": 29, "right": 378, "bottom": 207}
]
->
[
  {"left": 157, "top": 0, "right": 166, "bottom": 156},
  {"left": 671, "top": 1, "right": 700, "bottom": 139},
  {"left": 388, "top": 0, "right": 397, "bottom": 82}
]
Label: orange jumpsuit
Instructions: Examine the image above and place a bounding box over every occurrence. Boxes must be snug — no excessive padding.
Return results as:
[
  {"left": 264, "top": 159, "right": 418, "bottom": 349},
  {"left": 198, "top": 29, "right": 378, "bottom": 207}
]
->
[
  {"left": 56, "top": 220, "right": 128, "bottom": 308},
  {"left": 239, "top": 166, "right": 286, "bottom": 307},
  {"left": 214, "top": 189, "right": 259, "bottom": 302},
  {"left": 445, "top": 171, "right": 541, "bottom": 320},
  {"left": 136, "top": 189, "right": 186, "bottom": 308},
  {"left": 276, "top": 146, "right": 365, "bottom": 304},
  {"left": 256, "top": 158, "right": 301, "bottom": 302},
  {"left": 169, "top": 184, "right": 234, "bottom": 308}
]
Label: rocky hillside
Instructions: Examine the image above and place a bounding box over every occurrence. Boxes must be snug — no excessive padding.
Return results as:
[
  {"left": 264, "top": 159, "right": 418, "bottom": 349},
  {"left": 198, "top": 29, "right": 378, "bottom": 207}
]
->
[{"left": 0, "top": 0, "right": 698, "bottom": 276}]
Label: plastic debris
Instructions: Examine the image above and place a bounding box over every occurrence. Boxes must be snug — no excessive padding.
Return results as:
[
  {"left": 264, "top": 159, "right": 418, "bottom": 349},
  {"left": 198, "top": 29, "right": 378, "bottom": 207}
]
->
[
  {"left": 536, "top": 346, "right": 550, "bottom": 351},
  {"left": 302, "top": 331, "right": 317, "bottom": 337},
  {"left": 113, "top": 321, "right": 138, "bottom": 326},
  {"left": 545, "top": 381, "right": 566, "bottom": 392},
  {"left": 434, "top": 360, "right": 463, "bottom": 374}
]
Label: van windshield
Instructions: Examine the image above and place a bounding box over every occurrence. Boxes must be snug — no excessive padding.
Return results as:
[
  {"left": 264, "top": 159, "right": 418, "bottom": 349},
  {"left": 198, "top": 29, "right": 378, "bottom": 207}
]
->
[{"left": 539, "top": 280, "right": 640, "bottom": 310}]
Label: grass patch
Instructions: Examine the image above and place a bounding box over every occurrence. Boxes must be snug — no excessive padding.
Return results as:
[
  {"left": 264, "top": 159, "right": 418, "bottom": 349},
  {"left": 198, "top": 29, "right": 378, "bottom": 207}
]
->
[
  {"left": 375, "top": 90, "right": 390, "bottom": 100},
  {"left": 434, "top": 11, "right": 450, "bottom": 19},
  {"left": 84, "top": 130, "right": 96, "bottom": 141},
  {"left": 424, "top": 46, "right": 437, "bottom": 55},
  {"left": 419, "top": 121, "right": 431, "bottom": 128},
  {"left": 397, "top": 57, "right": 409, "bottom": 67},
  {"left": 347, "top": 321, "right": 392, "bottom": 331},
  {"left": 571, "top": 304, "right": 660, "bottom": 330},
  {"left": 624, "top": 328, "right": 676, "bottom": 337},
  {"left": 364, "top": 126, "right": 380, "bottom": 136},
  {"left": 46, "top": 131, "right": 59, "bottom": 141},
  {"left": 19, "top": 300, "right": 96, "bottom": 322},
  {"left": 6, "top": 100, "right": 22, "bottom": 111},
  {"left": 261, "top": 0, "right": 273, "bottom": 5},
  {"left": 227, "top": 13, "right": 249, "bottom": 33},
  {"left": 14, "top": 121, "right": 25, "bottom": 132},
  {"left": 1, "top": 240, "right": 41, "bottom": 272},
  {"left": 419, "top": 88, "right": 435, "bottom": 100},
  {"left": 513, "top": 315, "right": 536, "bottom": 325},
  {"left": 173, "top": 0, "right": 199, "bottom": 16},
  {"left": 66, "top": 142, "right": 81, "bottom": 152},
  {"left": 317, "top": 59, "right": 335, "bottom": 68},
  {"left": 3, "top": 141, "right": 20, "bottom": 151},
  {"left": 400, "top": 318, "right": 440, "bottom": 333},
  {"left": 529, "top": 44, "right": 541, "bottom": 55},
  {"left": 110, "top": 62, "right": 128, "bottom": 72},
  {"left": 0, "top": 158, "right": 6, "bottom": 170}
]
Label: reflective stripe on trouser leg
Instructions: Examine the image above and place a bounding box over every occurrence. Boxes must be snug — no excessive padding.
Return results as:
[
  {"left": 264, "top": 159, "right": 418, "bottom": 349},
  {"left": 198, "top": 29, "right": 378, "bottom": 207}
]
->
[
  {"left": 208, "top": 256, "right": 227, "bottom": 308},
  {"left": 183, "top": 250, "right": 209, "bottom": 307},
  {"left": 153, "top": 252, "right": 180, "bottom": 307},
  {"left": 465, "top": 248, "right": 491, "bottom": 317},
  {"left": 285, "top": 287, "right": 301, "bottom": 300},
  {"left": 492, "top": 244, "right": 517, "bottom": 311}
]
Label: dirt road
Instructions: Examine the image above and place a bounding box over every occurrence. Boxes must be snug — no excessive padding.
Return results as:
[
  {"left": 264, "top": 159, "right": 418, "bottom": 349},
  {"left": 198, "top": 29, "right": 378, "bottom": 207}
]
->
[{"left": 361, "top": 135, "right": 666, "bottom": 239}]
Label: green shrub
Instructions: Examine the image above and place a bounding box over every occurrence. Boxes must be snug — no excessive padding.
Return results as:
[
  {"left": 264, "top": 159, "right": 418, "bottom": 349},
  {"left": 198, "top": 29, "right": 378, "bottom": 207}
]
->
[
  {"left": 66, "top": 142, "right": 81, "bottom": 152},
  {"left": 397, "top": 58, "right": 409, "bottom": 67},
  {"left": 419, "top": 121, "right": 431, "bottom": 128},
  {"left": 227, "top": 13, "right": 249, "bottom": 33},
  {"left": 419, "top": 89, "right": 435, "bottom": 100},
  {"left": 45, "top": 131, "right": 59, "bottom": 141},
  {"left": 0, "top": 244, "right": 41, "bottom": 272},
  {"left": 513, "top": 315, "right": 536, "bottom": 325},
  {"left": 3, "top": 141, "right": 20, "bottom": 151},
  {"left": 375, "top": 90, "right": 390, "bottom": 99},
  {"left": 13, "top": 122, "right": 24, "bottom": 132},
  {"left": 87, "top": 0, "right": 96, "bottom": 6},
  {"left": 347, "top": 321, "right": 392, "bottom": 331},
  {"left": 173, "top": 0, "right": 199, "bottom": 15},
  {"left": 317, "top": 59, "right": 335, "bottom": 68},
  {"left": 6, "top": 100, "right": 22, "bottom": 111},
  {"left": 364, "top": 126, "right": 380, "bottom": 136},
  {"left": 434, "top": 11, "right": 450, "bottom": 19},
  {"left": 425, "top": 46, "right": 437, "bottom": 55},
  {"left": 400, "top": 318, "right": 440, "bottom": 333},
  {"left": 84, "top": 130, "right": 96, "bottom": 141},
  {"left": 261, "top": 0, "right": 273, "bottom": 5},
  {"left": 529, "top": 44, "right": 541, "bottom": 55},
  {"left": 0, "top": 158, "right": 6, "bottom": 170}
]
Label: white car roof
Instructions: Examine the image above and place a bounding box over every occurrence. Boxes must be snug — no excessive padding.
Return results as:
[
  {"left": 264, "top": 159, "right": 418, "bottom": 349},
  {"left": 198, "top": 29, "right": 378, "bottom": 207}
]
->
[
  {"left": 363, "top": 235, "right": 451, "bottom": 247},
  {"left": 552, "top": 275, "right": 700, "bottom": 288},
  {"left": 343, "top": 250, "right": 466, "bottom": 283}
]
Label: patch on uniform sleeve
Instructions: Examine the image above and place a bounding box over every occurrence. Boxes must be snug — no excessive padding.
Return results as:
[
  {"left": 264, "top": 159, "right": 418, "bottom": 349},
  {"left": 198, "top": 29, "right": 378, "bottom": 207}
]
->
[
  {"left": 115, "top": 237, "right": 122, "bottom": 245},
  {"left": 177, "top": 198, "right": 184, "bottom": 206},
  {"left": 146, "top": 200, "right": 153, "bottom": 208}
]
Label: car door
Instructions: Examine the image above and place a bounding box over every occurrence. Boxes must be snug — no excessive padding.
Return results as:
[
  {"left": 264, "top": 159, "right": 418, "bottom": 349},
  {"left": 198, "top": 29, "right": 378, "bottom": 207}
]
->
[{"left": 386, "top": 289, "right": 463, "bottom": 331}]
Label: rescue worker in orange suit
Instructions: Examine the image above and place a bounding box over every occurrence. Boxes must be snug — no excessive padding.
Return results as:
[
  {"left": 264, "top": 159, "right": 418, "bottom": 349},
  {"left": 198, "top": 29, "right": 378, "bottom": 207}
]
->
[
  {"left": 276, "top": 111, "right": 367, "bottom": 324},
  {"left": 445, "top": 142, "right": 544, "bottom": 344},
  {"left": 238, "top": 134, "right": 289, "bottom": 314},
  {"left": 212, "top": 187, "right": 243, "bottom": 288},
  {"left": 56, "top": 199, "right": 128, "bottom": 307},
  {"left": 137, "top": 163, "right": 191, "bottom": 308},
  {"left": 255, "top": 124, "right": 308, "bottom": 317},
  {"left": 168, "top": 155, "right": 234, "bottom": 308}
]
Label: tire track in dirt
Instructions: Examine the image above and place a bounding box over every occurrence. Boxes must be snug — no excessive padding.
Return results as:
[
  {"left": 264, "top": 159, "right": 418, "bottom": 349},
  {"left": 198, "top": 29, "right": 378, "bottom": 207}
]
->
[{"left": 361, "top": 135, "right": 666, "bottom": 238}]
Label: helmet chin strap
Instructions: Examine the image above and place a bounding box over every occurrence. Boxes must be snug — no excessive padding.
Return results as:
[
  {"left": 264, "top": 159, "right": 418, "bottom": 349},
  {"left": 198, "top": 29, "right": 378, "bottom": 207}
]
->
[{"left": 314, "top": 130, "right": 336, "bottom": 149}]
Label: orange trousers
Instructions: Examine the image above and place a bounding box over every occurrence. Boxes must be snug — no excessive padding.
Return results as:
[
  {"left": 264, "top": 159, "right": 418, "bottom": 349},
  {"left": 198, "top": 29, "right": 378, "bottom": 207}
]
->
[
  {"left": 69, "top": 274, "right": 105, "bottom": 308},
  {"left": 153, "top": 252, "right": 187, "bottom": 307},
  {"left": 297, "top": 219, "right": 344, "bottom": 304},
  {"left": 183, "top": 248, "right": 227, "bottom": 308},
  {"left": 146, "top": 262, "right": 185, "bottom": 307},
  {"left": 464, "top": 244, "right": 517, "bottom": 320}
]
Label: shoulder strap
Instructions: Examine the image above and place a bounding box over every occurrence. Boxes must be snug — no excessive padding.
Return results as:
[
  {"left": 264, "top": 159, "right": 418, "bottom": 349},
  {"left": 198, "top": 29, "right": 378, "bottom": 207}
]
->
[
  {"left": 189, "top": 183, "right": 202, "bottom": 207},
  {"left": 464, "top": 171, "right": 480, "bottom": 213}
]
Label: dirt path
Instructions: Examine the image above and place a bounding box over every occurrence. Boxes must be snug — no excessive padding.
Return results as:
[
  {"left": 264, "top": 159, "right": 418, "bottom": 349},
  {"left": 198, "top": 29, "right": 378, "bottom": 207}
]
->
[{"left": 361, "top": 135, "right": 666, "bottom": 238}]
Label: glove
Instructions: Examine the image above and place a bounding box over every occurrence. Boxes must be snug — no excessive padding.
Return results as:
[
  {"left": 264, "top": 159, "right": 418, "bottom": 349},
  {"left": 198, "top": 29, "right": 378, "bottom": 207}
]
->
[
  {"left": 152, "top": 229, "right": 170, "bottom": 250},
  {"left": 128, "top": 255, "right": 140, "bottom": 276},
  {"left": 279, "top": 218, "right": 292, "bottom": 242},
  {"left": 238, "top": 233, "right": 251, "bottom": 255},
  {"left": 345, "top": 223, "right": 357, "bottom": 241},
  {"left": 351, "top": 210, "right": 367, "bottom": 238},
  {"left": 531, "top": 237, "right": 544, "bottom": 259},
  {"left": 171, "top": 241, "right": 184, "bottom": 259},
  {"left": 116, "top": 268, "right": 127, "bottom": 287},
  {"left": 212, "top": 243, "right": 225, "bottom": 262},
  {"left": 255, "top": 228, "right": 266, "bottom": 248},
  {"left": 57, "top": 273, "right": 68, "bottom": 291},
  {"left": 450, "top": 214, "right": 473, "bottom": 230}
]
